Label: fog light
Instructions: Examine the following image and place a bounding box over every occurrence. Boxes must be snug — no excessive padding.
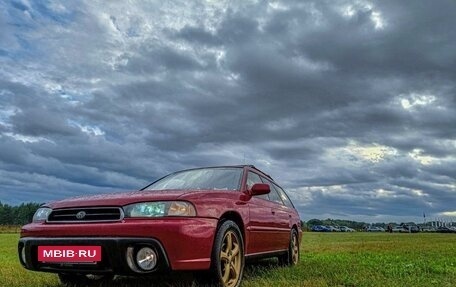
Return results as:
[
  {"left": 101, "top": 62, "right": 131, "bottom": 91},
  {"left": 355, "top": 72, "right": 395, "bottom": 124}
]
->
[{"left": 136, "top": 247, "right": 157, "bottom": 271}]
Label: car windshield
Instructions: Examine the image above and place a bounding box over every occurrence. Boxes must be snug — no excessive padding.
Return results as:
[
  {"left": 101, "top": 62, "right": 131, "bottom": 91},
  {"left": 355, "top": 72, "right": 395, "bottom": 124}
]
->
[{"left": 144, "top": 167, "right": 243, "bottom": 191}]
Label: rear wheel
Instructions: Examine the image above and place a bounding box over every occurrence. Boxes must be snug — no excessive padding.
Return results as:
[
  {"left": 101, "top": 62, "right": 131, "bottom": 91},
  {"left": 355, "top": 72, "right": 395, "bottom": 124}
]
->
[
  {"left": 278, "top": 229, "right": 299, "bottom": 266},
  {"left": 211, "top": 220, "right": 244, "bottom": 287},
  {"left": 58, "top": 273, "right": 113, "bottom": 287}
]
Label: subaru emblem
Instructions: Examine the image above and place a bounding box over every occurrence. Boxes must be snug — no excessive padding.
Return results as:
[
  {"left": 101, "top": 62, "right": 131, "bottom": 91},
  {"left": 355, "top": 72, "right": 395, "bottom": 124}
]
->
[{"left": 76, "top": 211, "right": 86, "bottom": 220}]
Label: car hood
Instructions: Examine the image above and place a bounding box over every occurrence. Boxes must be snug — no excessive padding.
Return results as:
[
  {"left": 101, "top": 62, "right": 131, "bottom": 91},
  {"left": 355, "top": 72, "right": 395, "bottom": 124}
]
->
[{"left": 46, "top": 190, "right": 193, "bottom": 209}]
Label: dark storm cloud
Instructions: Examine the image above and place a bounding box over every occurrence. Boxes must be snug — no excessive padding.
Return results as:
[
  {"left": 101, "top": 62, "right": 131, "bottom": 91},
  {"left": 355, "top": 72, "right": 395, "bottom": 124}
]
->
[
  {"left": 292, "top": 1, "right": 456, "bottom": 78},
  {"left": 12, "top": 108, "right": 79, "bottom": 136},
  {"left": 0, "top": 0, "right": 455, "bottom": 222}
]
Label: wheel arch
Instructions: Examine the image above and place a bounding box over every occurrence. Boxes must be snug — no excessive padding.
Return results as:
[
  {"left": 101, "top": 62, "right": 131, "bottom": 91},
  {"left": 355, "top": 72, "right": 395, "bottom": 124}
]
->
[
  {"left": 217, "top": 211, "right": 246, "bottom": 246},
  {"left": 291, "top": 224, "right": 299, "bottom": 239}
]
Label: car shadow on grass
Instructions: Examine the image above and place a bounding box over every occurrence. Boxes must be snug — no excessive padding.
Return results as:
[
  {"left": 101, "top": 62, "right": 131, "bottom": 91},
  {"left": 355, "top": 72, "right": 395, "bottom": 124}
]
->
[{"left": 78, "top": 258, "right": 281, "bottom": 287}]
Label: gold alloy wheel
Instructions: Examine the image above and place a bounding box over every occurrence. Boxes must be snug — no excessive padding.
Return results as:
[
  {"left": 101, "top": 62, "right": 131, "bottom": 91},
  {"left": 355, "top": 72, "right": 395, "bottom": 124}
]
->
[
  {"left": 291, "top": 233, "right": 299, "bottom": 265},
  {"left": 220, "top": 230, "right": 241, "bottom": 287}
]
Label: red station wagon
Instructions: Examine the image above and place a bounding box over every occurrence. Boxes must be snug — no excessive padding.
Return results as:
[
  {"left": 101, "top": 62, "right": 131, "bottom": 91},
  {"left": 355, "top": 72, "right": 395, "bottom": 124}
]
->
[{"left": 19, "top": 165, "right": 302, "bottom": 287}]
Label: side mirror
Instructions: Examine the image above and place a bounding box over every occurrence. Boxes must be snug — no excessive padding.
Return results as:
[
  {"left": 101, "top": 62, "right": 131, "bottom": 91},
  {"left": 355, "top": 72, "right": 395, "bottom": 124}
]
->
[{"left": 250, "top": 183, "right": 270, "bottom": 196}]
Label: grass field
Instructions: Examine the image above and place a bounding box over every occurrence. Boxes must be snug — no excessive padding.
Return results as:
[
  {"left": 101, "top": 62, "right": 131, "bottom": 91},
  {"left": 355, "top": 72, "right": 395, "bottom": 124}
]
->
[
  {"left": 1, "top": 232, "right": 455, "bottom": 286},
  {"left": 0, "top": 225, "right": 21, "bottom": 233}
]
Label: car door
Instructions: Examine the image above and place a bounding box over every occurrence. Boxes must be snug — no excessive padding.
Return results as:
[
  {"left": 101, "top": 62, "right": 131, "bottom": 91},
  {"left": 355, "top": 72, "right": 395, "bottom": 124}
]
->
[
  {"left": 245, "top": 171, "right": 278, "bottom": 254},
  {"left": 263, "top": 179, "right": 292, "bottom": 251},
  {"left": 272, "top": 183, "right": 300, "bottom": 247}
]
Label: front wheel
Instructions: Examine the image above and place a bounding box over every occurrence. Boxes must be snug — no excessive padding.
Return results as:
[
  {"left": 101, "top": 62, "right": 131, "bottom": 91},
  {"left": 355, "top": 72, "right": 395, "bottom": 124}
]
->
[
  {"left": 279, "top": 229, "right": 299, "bottom": 266},
  {"left": 211, "top": 220, "right": 245, "bottom": 287}
]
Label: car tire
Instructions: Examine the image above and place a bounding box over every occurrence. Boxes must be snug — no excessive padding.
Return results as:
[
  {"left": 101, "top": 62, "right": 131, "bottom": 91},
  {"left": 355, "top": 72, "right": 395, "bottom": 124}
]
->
[
  {"left": 58, "top": 273, "right": 113, "bottom": 287},
  {"left": 278, "top": 229, "right": 299, "bottom": 266},
  {"left": 211, "top": 220, "right": 245, "bottom": 287}
]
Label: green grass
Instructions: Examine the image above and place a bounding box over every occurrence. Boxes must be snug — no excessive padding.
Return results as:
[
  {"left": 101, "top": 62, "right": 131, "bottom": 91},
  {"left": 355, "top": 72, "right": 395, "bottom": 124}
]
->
[
  {"left": 244, "top": 233, "right": 456, "bottom": 287},
  {"left": 0, "top": 225, "right": 21, "bottom": 233},
  {"left": 1, "top": 233, "right": 455, "bottom": 286}
]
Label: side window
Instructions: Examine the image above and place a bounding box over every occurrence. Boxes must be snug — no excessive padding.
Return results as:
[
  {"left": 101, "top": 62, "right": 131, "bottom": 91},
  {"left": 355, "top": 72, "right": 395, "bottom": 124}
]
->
[
  {"left": 274, "top": 184, "right": 294, "bottom": 209},
  {"left": 261, "top": 178, "right": 283, "bottom": 205},
  {"left": 247, "top": 172, "right": 269, "bottom": 200}
]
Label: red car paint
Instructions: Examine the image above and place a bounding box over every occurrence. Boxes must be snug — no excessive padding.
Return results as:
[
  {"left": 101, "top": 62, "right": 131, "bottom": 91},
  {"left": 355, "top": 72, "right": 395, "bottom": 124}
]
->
[{"left": 19, "top": 165, "right": 302, "bottom": 283}]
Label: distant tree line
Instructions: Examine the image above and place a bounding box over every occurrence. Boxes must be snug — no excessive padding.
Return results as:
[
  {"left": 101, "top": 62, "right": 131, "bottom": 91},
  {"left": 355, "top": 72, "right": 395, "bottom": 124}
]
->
[{"left": 0, "top": 202, "right": 41, "bottom": 225}]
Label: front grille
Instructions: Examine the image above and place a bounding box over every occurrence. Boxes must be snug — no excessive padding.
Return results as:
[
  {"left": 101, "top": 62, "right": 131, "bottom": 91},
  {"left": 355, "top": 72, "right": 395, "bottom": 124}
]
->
[{"left": 47, "top": 207, "right": 123, "bottom": 223}]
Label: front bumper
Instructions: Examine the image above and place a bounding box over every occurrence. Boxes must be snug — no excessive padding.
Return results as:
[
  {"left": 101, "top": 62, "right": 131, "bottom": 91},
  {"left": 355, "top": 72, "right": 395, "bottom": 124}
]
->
[
  {"left": 19, "top": 217, "right": 218, "bottom": 274},
  {"left": 19, "top": 237, "right": 169, "bottom": 275}
]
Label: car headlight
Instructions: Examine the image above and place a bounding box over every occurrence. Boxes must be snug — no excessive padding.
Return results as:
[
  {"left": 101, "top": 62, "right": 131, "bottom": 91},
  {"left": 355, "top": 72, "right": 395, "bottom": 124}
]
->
[
  {"left": 32, "top": 207, "right": 52, "bottom": 223},
  {"left": 124, "top": 201, "right": 196, "bottom": 218}
]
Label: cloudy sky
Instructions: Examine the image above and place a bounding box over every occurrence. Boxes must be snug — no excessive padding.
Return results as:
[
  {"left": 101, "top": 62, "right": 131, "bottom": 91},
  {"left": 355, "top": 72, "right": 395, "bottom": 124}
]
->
[{"left": 1, "top": 0, "right": 455, "bottom": 223}]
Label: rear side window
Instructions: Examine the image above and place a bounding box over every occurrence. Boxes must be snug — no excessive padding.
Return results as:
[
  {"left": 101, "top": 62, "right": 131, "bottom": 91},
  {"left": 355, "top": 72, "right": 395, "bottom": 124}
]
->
[
  {"left": 273, "top": 184, "right": 294, "bottom": 209},
  {"left": 261, "top": 178, "right": 283, "bottom": 205}
]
